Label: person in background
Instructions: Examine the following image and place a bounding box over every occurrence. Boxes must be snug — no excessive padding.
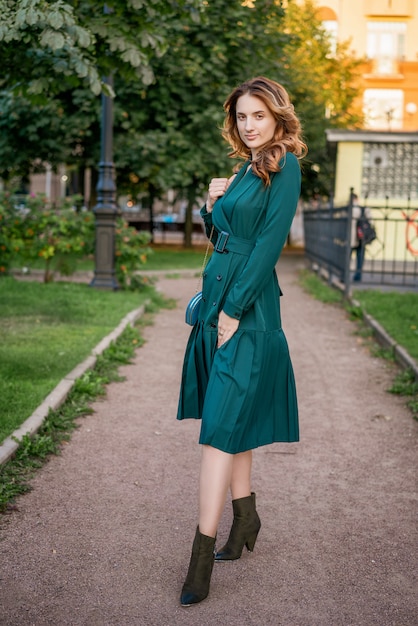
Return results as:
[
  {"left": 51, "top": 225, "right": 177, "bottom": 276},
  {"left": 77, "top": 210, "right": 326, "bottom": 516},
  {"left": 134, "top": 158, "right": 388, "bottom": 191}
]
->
[
  {"left": 177, "top": 76, "right": 307, "bottom": 606},
  {"left": 351, "top": 193, "right": 373, "bottom": 282}
]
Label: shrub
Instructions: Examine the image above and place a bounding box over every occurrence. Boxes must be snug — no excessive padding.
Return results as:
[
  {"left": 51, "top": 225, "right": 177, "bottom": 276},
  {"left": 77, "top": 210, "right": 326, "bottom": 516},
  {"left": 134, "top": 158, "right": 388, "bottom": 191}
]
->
[
  {"left": 114, "top": 218, "right": 152, "bottom": 290},
  {"left": 0, "top": 192, "right": 152, "bottom": 288}
]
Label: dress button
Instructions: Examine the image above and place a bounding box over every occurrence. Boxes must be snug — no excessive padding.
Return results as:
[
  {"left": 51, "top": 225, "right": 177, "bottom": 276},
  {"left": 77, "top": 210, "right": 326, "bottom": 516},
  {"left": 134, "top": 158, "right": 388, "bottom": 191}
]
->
[
  {"left": 203, "top": 272, "right": 208, "bottom": 278},
  {"left": 210, "top": 322, "right": 216, "bottom": 328},
  {"left": 212, "top": 302, "right": 217, "bottom": 307},
  {"left": 202, "top": 297, "right": 206, "bottom": 302},
  {"left": 216, "top": 274, "right": 222, "bottom": 281}
]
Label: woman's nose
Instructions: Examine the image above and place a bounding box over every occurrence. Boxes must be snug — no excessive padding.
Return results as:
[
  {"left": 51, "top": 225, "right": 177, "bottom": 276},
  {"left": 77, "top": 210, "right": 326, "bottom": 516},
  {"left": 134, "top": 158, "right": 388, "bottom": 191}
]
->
[{"left": 245, "top": 116, "right": 254, "bottom": 130}]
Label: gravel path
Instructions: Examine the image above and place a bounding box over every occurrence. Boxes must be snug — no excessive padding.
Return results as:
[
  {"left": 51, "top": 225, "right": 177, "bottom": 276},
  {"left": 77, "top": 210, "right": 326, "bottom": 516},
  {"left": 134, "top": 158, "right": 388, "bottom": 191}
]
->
[{"left": 1, "top": 254, "right": 417, "bottom": 626}]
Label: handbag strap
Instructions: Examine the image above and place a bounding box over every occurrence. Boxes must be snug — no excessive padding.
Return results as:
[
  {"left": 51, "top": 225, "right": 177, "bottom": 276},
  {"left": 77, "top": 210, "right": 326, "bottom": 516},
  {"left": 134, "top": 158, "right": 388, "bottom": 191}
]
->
[{"left": 195, "top": 225, "right": 214, "bottom": 294}]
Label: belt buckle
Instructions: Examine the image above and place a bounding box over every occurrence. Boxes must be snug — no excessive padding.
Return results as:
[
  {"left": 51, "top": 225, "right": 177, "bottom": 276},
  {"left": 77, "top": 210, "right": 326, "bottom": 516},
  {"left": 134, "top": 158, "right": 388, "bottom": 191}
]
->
[{"left": 215, "top": 231, "right": 229, "bottom": 253}]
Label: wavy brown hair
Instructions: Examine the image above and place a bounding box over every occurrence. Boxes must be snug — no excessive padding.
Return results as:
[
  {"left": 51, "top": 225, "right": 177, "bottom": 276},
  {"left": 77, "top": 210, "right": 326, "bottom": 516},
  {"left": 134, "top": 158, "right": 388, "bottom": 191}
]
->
[{"left": 222, "top": 76, "right": 307, "bottom": 185}]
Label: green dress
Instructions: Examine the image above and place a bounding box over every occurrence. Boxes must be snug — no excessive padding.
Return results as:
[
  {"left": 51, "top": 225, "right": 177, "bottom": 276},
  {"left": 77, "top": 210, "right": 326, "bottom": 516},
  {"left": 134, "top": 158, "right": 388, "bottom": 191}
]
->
[{"left": 177, "top": 153, "right": 300, "bottom": 454}]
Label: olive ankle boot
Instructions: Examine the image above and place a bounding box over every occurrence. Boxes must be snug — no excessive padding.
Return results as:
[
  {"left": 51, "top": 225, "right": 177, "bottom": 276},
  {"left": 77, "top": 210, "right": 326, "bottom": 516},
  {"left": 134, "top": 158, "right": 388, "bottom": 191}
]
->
[
  {"left": 180, "top": 526, "right": 216, "bottom": 606},
  {"left": 215, "top": 492, "right": 261, "bottom": 561}
]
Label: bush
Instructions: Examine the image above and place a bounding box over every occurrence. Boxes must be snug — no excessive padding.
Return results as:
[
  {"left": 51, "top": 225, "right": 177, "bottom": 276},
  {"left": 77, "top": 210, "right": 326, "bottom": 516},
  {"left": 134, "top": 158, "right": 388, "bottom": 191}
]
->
[
  {"left": 114, "top": 219, "right": 152, "bottom": 290},
  {"left": 0, "top": 191, "right": 152, "bottom": 288}
]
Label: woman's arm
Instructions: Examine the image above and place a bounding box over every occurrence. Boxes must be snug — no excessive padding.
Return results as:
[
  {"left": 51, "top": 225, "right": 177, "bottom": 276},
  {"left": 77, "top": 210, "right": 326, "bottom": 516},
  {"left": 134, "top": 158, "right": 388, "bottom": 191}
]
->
[{"left": 222, "top": 153, "right": 301, "bottom": 321}]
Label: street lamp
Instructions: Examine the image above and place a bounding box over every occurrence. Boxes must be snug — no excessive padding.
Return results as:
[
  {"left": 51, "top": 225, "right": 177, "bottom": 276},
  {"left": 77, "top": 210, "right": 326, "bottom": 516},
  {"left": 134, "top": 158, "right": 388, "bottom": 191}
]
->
[{"left": 90, "top": 75, "right": 119, "bottom": 289}]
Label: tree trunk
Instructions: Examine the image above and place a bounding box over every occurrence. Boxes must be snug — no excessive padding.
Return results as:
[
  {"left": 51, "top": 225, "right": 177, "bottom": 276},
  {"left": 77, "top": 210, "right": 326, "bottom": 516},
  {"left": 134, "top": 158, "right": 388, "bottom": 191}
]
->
[
  {"left": 183, "top": 186, "right": 196, "bottom": 249},
  {"left": 148, "top": 186, "right": 156, "bottom": 244}
]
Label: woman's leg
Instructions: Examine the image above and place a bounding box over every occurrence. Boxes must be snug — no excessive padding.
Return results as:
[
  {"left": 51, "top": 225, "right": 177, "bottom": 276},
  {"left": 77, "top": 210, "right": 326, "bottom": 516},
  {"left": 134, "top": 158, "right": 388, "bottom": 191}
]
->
[
  {"left": 199, "top": 445, "right": 234, "bottom": 538},
  {"left": 215, "top": 450, "right": 260, "bottom": 561},
  {"left": 230, "top": 450, "right": 252, "bottom": 500},
  {"left": 181, "top": 444, "right": 232, "bottom": 605}
]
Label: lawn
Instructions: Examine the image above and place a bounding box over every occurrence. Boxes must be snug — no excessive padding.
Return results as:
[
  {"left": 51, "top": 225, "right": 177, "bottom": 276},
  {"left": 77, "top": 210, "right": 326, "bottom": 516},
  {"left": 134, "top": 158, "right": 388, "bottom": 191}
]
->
[
  {"left": 353, "top": 289, "right": 418, "bottom": 361},
  {"left": 0, "top": 277, "right": 154, "bottom": 443},
  {"left": 298, "top": 269, "right": 418, "bottom": 361},
  {"left": 11, "top": 245, "right": 206, "bottom": 274},
  {"left": 3, "top": 258, "right": 417, "bottom": 445}
]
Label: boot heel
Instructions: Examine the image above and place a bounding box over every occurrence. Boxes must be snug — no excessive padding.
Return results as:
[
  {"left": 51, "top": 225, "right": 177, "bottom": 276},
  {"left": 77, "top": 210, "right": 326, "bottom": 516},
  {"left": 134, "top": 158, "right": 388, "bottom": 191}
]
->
[
  {"left": 245, "top": 527, "right": 260, "bottom": 552},
  {"left": 215, "top": 492, "right": 261, "bottom": 561}
]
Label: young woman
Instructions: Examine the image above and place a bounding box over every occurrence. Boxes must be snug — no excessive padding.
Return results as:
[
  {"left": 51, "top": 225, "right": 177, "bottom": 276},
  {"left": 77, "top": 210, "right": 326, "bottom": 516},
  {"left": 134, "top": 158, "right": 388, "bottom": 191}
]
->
[{"left": 177, "top": 76, "right": 307, "bottom": 606}]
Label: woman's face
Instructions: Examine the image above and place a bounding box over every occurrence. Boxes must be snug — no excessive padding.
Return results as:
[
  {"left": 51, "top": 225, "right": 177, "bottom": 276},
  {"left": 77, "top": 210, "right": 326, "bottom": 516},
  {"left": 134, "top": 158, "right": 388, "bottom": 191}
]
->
[{"left": 236, "top": 93, "right": 277, "bottom": 159}]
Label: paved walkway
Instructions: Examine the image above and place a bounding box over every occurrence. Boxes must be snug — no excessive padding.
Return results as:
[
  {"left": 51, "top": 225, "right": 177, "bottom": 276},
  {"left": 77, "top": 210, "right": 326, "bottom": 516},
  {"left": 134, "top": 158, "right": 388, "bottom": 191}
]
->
[{"left": 1, "top": 254, "right": 417, "bottom": 626}]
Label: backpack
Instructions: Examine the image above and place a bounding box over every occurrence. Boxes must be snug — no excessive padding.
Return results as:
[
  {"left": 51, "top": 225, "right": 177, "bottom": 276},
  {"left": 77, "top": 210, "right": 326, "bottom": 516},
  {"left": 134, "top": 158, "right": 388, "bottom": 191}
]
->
[{"left": 356, "top": 210, "right": 376, "bottom": 245}]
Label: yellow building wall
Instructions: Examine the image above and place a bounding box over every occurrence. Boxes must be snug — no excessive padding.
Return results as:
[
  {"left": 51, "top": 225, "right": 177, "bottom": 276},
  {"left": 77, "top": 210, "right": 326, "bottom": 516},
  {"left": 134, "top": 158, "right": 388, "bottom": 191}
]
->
[
  {"left": 314, "top": 0, "right": 418, "bottom": 131},
  {"left": 317, "top": 0, "right": 418, "bottom": 60},
  {"left": 334, "top": 140, "right": 417, "bottom": 260},
  {"left": 334, "top": 142, "right": 363, "bottom": 205}
]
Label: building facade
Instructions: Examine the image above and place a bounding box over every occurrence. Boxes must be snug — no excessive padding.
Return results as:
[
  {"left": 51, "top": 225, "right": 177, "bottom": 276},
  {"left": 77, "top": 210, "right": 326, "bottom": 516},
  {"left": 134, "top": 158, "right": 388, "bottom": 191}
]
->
[{"left": 316, "top": 0, "right": 418, "bottom": 132}]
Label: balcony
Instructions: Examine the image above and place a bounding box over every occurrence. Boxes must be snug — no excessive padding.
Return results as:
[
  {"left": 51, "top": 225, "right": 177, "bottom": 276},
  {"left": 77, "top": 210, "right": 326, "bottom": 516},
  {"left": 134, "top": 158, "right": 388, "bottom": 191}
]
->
[
  {"left": 364, "top": 58, "right": 404, "bottom": 79},
  {"left": 365, "top": 0, "right": 414, "bottom": 17}
]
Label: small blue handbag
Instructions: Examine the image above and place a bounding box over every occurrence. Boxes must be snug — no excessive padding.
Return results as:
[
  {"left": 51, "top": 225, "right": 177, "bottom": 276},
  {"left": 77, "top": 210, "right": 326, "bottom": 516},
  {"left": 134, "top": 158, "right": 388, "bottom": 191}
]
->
[
  {"left": 185, "top": 291, "right": 203, "bottom": 326},
  {"left": 185, "top": 225, "right": 214, "bottom": 326}
]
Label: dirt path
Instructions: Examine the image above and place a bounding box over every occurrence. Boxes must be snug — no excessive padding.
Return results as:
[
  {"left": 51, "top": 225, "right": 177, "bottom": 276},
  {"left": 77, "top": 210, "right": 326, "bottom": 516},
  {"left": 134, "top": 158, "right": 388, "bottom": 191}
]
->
[{"left": 1, "top": 254, "right": 417, "bottom": 626}]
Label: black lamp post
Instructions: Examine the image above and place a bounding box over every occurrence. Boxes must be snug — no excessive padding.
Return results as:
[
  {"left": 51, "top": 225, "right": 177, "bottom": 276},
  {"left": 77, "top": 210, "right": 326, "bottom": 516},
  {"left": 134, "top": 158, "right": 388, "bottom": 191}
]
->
[{"left": 90, "top": 74, "right": 119, "bottom": 289}]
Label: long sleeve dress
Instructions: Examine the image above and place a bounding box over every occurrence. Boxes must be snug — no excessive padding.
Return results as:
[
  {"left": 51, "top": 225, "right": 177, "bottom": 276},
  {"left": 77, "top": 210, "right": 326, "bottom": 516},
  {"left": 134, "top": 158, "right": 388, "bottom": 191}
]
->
[{"left": 177, "top": 152, "right": 301, "bottom": 454}]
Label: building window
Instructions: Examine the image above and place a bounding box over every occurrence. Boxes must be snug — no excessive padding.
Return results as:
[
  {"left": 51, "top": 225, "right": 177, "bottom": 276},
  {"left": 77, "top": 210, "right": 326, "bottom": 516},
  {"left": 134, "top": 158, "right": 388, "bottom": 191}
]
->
[
  {"left": 362, "top": 142, "right": 418, "bottom": 200},
  {"left": 322, "top": 20, "right": 338, "bottom": 54},
  {"left": 367, "top": 21, "right": 406, "bottom": 73},
  {"left": 316, "top": 6, "right": 338, "bottom": 55},
  {"left": 363, "top": 89, "right": 404, "bottom": 130}
]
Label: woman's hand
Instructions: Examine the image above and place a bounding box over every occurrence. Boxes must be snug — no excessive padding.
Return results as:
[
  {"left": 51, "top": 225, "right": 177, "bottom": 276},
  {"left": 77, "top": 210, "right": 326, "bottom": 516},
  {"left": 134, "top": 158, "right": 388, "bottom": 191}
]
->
[
  {"left": 217, "top": 310, "right": 239, "bottom": 348},
  {"left": 206, "top": 175, "right": 237, "bottom": 212}
]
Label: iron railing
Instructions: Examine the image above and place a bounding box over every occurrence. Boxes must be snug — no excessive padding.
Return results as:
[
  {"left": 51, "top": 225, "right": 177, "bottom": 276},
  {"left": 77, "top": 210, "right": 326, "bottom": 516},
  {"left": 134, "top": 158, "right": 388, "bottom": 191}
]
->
[{"left": 303, "top": 195, "right": 418, "bottom": 293}]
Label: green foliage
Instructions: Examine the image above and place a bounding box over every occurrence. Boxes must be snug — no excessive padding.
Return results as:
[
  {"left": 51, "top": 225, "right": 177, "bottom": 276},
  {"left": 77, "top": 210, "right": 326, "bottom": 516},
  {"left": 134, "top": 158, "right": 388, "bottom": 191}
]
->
[
  {"left": 300, "top": 268, "right": 418, "bottom": 420},
  {"left": 115, "top": 0, "right": 289, "bottom": 197},
  {"left": 0, "top": 191, "right": 152, "bottom": 286},
  {"left": 0, "top": 0, "right": 364, "bottom": 231},
  {"left": 0, "top": 276, "right": 154, "bottom": 442},
  {"left": 0, "top": 90, "right": 100, "bottom": 181},
  {"left": 0, "top": 0, "right": 203, "bottom": 97},
  {"left": 144, "top": 247, "right": 207, "bottom": 271},
  {"left": 282, "top": 0, "right": 363, "bottom": 196},
  {"left": 298, "top": 268, "right": 343, "bottom": 303},
  {"left": 0, "top": 322, "right": 147, "bottom": 513},
  {"left": 388, "top": 369, "right": 418, "bottom": 419},
  {"left": 353, "top": 289, "right": 418, "bottom": 361},
  {"left": 0, "top": 191, "right": 94, "bottom": 281},
  {"left": 114, "top": 219, "right": 152, "bottom": 290}
]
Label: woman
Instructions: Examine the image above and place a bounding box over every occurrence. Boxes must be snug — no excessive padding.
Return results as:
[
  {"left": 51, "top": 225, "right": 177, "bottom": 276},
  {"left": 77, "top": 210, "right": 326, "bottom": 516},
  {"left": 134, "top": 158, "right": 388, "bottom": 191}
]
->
[{"left": 177, "top": 76, "right": 307, "bottom": 606}]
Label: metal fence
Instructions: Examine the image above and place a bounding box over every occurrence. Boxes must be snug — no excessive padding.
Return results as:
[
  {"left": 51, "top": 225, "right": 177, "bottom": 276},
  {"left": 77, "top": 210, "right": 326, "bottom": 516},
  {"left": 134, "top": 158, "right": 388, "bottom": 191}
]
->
[{"left": 303, "top": 196, "right": 418, "bottom": 293}]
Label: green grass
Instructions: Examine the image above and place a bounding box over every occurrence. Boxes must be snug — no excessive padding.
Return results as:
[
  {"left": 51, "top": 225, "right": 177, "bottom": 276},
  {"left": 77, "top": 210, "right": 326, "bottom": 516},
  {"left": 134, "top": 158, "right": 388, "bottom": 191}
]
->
[
  {"left": 298, "top": 269, "right": 343, "bottom": 304},
  {"left": 142, "top": 246, "right": 208, "bottom": 270},
  {"left": 0, "top": 277, "right": 154, "bottom": 443},
  {"left": 298, "top": 268, "right": 418, "bottom": 420},
  {"left": 353, "top": 290, "right": 418, "bottom": 361},
  {"left": 0, "top": 323, "right": 148, "bottom": 513},
  {"left": 298, "top": 270, "right": 418, "bottom": 361},
  {"left": 12, "top": 246, "right": 206, "bottom": 275}
]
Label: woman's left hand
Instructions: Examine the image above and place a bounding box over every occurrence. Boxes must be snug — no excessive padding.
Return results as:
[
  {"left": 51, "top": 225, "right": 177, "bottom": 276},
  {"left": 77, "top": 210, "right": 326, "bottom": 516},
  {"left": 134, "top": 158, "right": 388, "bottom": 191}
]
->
[{"left": 217, "top": 310, "right": 239, "bottom": 347}]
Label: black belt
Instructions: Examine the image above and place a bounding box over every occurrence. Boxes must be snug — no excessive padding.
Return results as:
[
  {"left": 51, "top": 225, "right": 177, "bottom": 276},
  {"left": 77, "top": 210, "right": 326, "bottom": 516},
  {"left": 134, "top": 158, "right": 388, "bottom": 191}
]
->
[{"left": 214, "top": 231, "right": 254, "bottom": 256}]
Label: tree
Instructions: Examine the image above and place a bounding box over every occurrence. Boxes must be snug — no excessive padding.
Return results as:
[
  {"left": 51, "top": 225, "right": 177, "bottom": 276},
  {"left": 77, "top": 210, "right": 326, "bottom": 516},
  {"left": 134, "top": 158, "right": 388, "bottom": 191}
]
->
[
  {"left": 0, "top": 0, "right": 202, "bottom": 189},
  {"left": 281, "top": 0, "right": 363, "bottom": 196},
  {"left": 0, "top": 88, "right": 99, "bottom": 184},
  {"left": 114, "top": 0, "right": 291, "bottom": 246},
  {"left": 0, "top": 0, "right": 202, "bottom": 96},
  {"left": 114, "top": 0, "right": 363, "bottom": 232},
  {"left": 0, "top": 0, "right": 364, "bottom": 232}
]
